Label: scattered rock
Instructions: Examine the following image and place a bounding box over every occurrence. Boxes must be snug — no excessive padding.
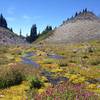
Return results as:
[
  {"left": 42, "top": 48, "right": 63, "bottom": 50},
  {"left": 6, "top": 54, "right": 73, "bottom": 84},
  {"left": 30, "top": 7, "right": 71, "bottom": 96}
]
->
[{"left": 0, "top": 94, "right": 5, "bottom": 98}]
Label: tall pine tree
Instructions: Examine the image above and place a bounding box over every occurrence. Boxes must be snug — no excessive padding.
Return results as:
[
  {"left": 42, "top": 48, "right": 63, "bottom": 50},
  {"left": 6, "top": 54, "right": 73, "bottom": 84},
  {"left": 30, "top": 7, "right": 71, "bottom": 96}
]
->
[
  {"left": 26, "top": 24, "right": 37, "bottom": 43},
  {"left": 0, "top": 14, "right": 7, "bottom": 28},
  {"left": 30, "top": 24, "right": 37, "bottom": 42}
]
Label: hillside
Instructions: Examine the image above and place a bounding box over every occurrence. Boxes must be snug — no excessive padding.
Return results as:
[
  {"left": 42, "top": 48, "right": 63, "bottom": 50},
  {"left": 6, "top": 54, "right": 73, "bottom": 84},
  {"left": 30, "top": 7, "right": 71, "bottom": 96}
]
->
[
  {"left": 0, "top": 27, "right": 27, "bottom": 45},
  {"left": 44, "top": 11, "right": 100, "bottom": 43}
]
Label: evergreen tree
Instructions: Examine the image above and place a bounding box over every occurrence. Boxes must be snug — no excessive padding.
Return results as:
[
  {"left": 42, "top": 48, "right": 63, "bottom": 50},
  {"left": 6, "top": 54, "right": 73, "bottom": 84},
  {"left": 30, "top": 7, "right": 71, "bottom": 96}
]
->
[
  {"left": 27, "top": 24, "right": 37, "bottom": 43},
  {"left": 20, "top": 29, "right": 22, "bottom": 37},
  {"left": 75, "top": 12, "right": 78, "bottom": 17},
  {"left": 79, "top": 11, "right": 82, "bottom": 15},
  {"left": 26, "top": 33, "right": 28, "bottom": 37},
  {"left": 45, "top": 26, "right": 52, "bottom": 32},
  {"left": 85, "top": 8, "right": 88, "bottom": 12},
  {"left": 0, "top": 14, "right": 7, "bottom": 28},
  {"left": 42, "top": 25, "right": 52, "bottom": 34},
  {"left": 70, "top": 16, "right": 74, "bottom": 20},
  {"left": 67, "top": 18, "right": 70, "bottom": 21},
  {"left": 10, "top": 28, "right": 13, "bottom": 32},
  {"left": 63, "top": 20, "right": 66, "bottom": 24},
  {"left": 30, "top": 24, "right": 37, "bottom": 41},
  {"left": 83, "top": 9, "right": 85, "bottom": 13},
  {"left": 0, "top": 14, "right": 3, "bottom": 27}
]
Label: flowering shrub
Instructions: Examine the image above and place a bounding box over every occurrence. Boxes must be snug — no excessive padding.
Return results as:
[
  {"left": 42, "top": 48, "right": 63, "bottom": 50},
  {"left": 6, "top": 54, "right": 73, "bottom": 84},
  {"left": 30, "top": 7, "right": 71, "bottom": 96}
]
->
[{"left": 34, "top": 82, "right": 98, "bottom": 100}]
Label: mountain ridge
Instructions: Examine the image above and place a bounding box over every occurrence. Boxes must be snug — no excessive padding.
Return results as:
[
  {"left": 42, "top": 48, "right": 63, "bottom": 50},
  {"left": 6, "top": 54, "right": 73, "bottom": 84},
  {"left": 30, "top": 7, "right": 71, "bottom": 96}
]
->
[
  {"left": 0, "top": 14, "right": 27, "bottom": 45},
  {"left": 0, "top": 27, "right": 27, "bottom": 45},
  {"left": 44, "top": 10, "right": 100, "bottom": 43}
]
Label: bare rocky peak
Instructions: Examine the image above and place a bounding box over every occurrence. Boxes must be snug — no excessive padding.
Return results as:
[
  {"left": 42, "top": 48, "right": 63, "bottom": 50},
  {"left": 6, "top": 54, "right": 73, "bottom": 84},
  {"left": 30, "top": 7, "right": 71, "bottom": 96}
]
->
[{"left": 45, "top": 10, "right": 100, "bottom": 43}]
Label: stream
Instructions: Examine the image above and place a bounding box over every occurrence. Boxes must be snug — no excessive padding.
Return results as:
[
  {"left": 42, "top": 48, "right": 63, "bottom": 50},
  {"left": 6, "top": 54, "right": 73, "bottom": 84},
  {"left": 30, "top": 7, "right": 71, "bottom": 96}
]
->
[
  {"left": 48, "top": 54, "right": 64, "bottom": 59},
  {"left": 41, "top": 70, "right": 68, "bottom": 85},
  {"left": 21, "top": 52, "right": 40, "bottom": 68},
  {"left": 21, "top": 51, "right": 68, "bottom": 85},
  {"left": 21, "top": 57, "right": 40, "bottom": 68}
]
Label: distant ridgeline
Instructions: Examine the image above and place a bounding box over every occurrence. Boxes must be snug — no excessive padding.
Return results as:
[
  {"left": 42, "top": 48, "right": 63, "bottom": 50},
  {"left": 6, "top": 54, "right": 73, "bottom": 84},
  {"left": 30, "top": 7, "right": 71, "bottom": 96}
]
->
[{"left": 62, "top": 8, "right": 99, "bottom": 25}]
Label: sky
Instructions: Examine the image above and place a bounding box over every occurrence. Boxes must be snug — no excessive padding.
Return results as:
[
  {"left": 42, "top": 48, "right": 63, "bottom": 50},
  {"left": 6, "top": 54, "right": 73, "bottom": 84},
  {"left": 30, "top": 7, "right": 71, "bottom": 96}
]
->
[{"left": 0, "top": 0, "right": 100, "bottom": 36}]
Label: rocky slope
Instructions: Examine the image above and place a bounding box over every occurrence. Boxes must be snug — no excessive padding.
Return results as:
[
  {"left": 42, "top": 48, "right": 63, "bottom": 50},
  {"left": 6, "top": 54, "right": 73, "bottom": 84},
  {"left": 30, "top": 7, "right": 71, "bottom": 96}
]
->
[
  {"left": 0, "top": 27, "right": 27, "bottom": 45},
  {"left": 45, "top": 11, "right": 100, "bottom": 43}
]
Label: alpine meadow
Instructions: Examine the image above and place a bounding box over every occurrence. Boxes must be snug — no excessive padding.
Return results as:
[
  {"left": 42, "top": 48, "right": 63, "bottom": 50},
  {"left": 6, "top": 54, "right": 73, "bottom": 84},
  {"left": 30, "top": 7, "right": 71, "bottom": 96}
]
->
[{"left": 0, "top": 0, "right": 100, "bottom": 100}]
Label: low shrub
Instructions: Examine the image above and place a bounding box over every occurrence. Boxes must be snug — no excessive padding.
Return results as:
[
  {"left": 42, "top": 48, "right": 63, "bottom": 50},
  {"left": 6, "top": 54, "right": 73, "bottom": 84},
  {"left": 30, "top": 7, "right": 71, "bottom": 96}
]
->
[
  {"left": 0, "top": 66, "right": 23, "bottom": 89},
  {"left": 0, "top": 63, "right": 40, "bottom": 89},
  {"left": 28, "top": 76, "right": 43, "bottom": 89},
  {"left": 90, "top": 59, "right": 100, "bottom": 65},
  {"left": 57, "top": 59, "right": 68, "bottom": 67}
]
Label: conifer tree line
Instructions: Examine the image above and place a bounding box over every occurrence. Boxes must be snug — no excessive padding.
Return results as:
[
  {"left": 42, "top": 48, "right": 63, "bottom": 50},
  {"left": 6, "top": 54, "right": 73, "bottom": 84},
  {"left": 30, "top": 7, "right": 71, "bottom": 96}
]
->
[
  {"left": 0, "top": 13, "right": 53, "bottom": 43},
  {"left": 0, "top": 14, "right": 13, "bottom": 32},
  {"left": 63, "top": 8, "right": 88, "bottom": 24},
  {"left": 41, "top": 25, "right": 52, "bottom": 34},
  {"left": 26, "top": 25, "right": 52, "bottom": 43},
  {"left": 75, "top": 8, "right": 88, "bottom": 17}
]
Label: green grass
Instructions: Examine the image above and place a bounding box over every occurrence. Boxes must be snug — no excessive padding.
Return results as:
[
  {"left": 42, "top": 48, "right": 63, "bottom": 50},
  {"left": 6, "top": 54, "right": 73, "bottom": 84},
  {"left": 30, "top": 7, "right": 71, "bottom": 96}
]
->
[
  {"left": 34, "top": 31, "right": 53, "bottom": 43},
  {"left": 0, "top": 40, "right": 100, "bottom": 99}
]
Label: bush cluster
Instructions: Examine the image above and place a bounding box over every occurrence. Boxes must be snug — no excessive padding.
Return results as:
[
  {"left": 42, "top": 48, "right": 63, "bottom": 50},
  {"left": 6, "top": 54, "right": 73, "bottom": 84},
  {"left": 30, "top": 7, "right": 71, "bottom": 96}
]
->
[
  {"left": 0, "top": 66, "right": 23, "bottom": 89},
  {"left": 0, "top": 63, "right": 39, "bottom": 89}
]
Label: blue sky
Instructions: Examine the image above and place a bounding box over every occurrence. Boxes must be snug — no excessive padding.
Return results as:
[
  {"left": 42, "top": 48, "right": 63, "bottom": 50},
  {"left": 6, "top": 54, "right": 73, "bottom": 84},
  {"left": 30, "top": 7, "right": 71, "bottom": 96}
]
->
[{"left": 0, "top": 0, "right": 100, "bottom": 36}]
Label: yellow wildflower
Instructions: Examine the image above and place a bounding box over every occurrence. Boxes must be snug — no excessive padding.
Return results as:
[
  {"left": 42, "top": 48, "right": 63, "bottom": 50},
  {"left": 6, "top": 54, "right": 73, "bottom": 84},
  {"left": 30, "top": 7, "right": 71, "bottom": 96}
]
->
[
  {"left": 44, "top": 83, "right": 51, "bottom": 87},
  {"left": 41, "top": 76, "right": 48, "bottom": 82},
  {"left": 38, "top": 88, "right": 45, "bottom": 94},
  {"left": 15, "top": 57, "right": 21, "bottom": 62},
  {"left": 72, "top": 77, "right": 85, "bottom": 84},
  {"left": 51, "top": 68, "right": 63, "bottom": 73},
  {"left": 70, "top": 75, "right": 78, "bottom": 81},
  {"left": 64, "top": 73, "right": 72, "bottom": 78},
  {"left": 88, "top": 84, "right": 97, "bottom": 89}
]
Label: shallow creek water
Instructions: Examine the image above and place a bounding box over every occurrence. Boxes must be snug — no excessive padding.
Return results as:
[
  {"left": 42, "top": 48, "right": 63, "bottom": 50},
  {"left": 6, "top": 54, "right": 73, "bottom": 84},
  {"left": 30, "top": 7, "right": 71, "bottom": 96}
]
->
[{"left": 21, "top": 52, "right": 68, "bottom": 85}]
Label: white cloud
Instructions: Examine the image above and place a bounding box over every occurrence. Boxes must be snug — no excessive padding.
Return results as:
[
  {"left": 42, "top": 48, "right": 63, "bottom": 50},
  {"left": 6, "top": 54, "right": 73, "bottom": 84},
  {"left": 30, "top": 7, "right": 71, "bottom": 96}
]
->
[
  {"left": 7, "top": 7, "right": 15, "bottom": 15},
  {"left": 33, "top": 16, "right": 42, "bottom": 20},
  {"left": 22, "top": 15, "right": 42, "bottom": 21},
  {"left": 23, "top": 15, "right": 31, "bottom": 20},
  {"left": 6, "top": 17, "right": 15, "bottom": 22}
]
